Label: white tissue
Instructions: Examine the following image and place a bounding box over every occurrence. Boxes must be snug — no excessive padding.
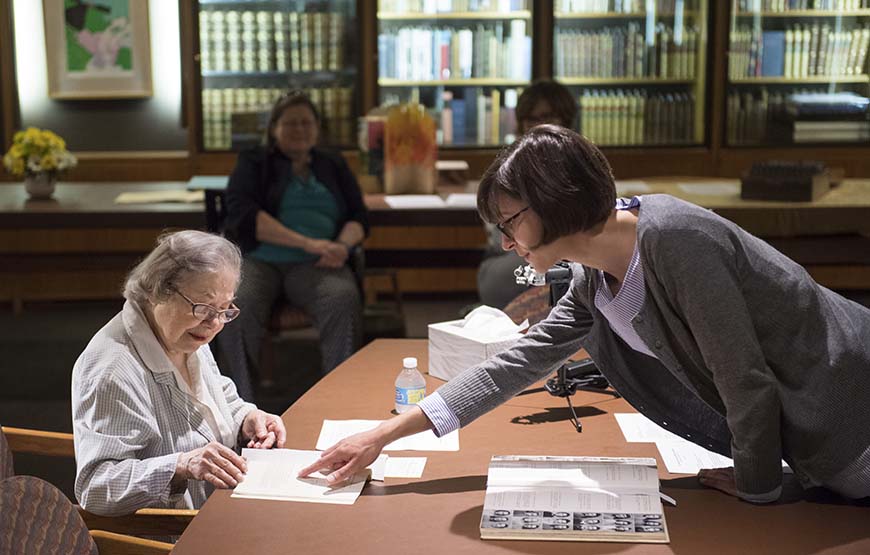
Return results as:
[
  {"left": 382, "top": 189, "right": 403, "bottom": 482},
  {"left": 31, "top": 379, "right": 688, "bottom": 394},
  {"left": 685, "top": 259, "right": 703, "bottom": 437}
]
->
[{"left": 457, "top": 305, "right": 529, "bottom": 341}]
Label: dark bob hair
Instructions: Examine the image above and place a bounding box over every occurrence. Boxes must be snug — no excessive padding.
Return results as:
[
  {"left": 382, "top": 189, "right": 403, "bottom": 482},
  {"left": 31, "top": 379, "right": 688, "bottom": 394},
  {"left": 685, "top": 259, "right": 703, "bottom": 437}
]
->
[
  {"left": 265, "top": 90, "right": 321, "bottom": 150},
  {"left": 477, "top": 125, "right": 616, "bottom": 246}
]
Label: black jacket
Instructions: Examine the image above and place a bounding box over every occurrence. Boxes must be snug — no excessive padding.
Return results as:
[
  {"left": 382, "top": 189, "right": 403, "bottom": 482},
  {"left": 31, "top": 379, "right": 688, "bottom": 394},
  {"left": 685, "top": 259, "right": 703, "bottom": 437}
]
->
[{"left": 224, "top": 146, "right": 370, "bottom": 254}]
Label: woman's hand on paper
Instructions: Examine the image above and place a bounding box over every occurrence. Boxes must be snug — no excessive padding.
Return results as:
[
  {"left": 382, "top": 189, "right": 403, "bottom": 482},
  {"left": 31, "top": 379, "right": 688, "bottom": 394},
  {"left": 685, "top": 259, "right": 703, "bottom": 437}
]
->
[
  {"left": 697, "top": 467, "right": 738, "bottom": 497},
  {"left": 242, "top": 409, "right": 287, "bottom": 449},
  {"left": 177, "top": 442, "right": 248, "bottom": 489},
  {"left": 297, "top": 428, "right": 388, "bottom": 487}
]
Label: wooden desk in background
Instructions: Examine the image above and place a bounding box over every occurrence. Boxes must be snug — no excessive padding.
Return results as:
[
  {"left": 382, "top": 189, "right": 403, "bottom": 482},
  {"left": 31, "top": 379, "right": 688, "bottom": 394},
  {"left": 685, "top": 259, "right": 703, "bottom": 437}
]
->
[
  {"left": 2, "top": 179, "right": 870, "bottom": 308},
  {"left": 171, "top": 339, "right": 870, "bottom": 555}
]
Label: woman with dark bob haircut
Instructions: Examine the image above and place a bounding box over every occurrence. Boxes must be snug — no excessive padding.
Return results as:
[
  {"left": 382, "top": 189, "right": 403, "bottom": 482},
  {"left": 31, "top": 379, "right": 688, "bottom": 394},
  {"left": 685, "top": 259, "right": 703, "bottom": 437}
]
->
[{"left": 303, "top": 125, "right": 870, "bottom": 506}]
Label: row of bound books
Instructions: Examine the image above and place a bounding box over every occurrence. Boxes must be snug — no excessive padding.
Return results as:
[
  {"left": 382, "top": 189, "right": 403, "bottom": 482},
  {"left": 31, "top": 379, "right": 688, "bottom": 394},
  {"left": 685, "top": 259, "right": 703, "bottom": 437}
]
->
[
  {"left": 199, "top": 9, "right": 348, "bottom": 74},
  {"left": 201, "top": 86, "right": 354, "bottom": 150},
  {"left": 379, "top": 0, "right": 528, "bottom": 12},
  {"left": 726, "top": 89, "right": 870, "bottom": 145},
  {"left": 735, "top": 0, "right": 869, "bottom": 11},
  {"left": 556, "top": 24, "right": 699, "bottom": 79},
  {"left": 378, "top": 22, "right": 531, "bottom": 81},
  {"left": 556, "top": 0, "right": 699, "bottom": 13},
  {"left": 729, "top": 24, "right": 870, "bottom": 79},
  {"left": 579, "top": 89, "right": 696, "bottom": 145}
]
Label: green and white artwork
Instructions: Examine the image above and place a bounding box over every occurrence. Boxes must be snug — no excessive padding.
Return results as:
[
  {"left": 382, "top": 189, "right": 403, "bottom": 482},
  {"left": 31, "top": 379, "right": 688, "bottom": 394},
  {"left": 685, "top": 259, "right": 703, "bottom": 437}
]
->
[{"left": 64, "top": 0, "right": 133, "bottom": 73}]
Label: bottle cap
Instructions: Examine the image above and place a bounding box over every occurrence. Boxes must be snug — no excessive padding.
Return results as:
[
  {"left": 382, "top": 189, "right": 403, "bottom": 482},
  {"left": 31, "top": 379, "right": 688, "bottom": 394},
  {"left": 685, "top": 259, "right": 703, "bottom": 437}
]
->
[{"left": 403, "top": 357, "right": 417, "bottom": 369}]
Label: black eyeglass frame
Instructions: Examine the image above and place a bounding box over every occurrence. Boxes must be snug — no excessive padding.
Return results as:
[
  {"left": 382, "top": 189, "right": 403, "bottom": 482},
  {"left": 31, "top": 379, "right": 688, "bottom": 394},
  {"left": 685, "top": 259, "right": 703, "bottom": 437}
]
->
[
  {"left": 174, "top": 289, "right": 241, "bottom": 324},
  {"left": 496, "top": 206, "right": 530, "bottom": 241}
]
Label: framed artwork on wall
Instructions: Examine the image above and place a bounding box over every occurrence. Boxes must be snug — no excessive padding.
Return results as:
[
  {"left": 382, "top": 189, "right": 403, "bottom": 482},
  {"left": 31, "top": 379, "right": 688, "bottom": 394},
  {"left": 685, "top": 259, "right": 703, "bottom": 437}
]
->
[{"left": 42, "top": 0, "right": 152, "bottom": 99}]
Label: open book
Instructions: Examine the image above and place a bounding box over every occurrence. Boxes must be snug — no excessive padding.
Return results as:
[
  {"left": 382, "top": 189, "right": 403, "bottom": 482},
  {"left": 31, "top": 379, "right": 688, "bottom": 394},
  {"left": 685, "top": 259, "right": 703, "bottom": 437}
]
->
[{"left": 480, "top": 455, "right": 669, "bottom": 543}]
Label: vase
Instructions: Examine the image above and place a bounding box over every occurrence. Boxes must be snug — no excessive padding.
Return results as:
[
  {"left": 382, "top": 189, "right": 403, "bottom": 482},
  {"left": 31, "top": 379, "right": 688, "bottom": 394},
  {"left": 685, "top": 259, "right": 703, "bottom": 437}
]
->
[{"left": 24, "top": 173, "right": 56, "bottom": 200}]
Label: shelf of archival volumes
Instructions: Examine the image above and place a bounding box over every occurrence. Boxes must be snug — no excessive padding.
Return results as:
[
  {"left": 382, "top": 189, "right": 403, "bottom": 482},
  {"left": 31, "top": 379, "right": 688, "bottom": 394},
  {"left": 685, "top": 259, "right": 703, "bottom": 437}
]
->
[
  {"left": 553, "top": 0, "right": 708, "bottom": 146},
  {"left": 726, "top": 0, "right": 870, "bottom": 146},
  {"left": 197, "top": 0, "right": 357, "bottom": 151},
  {"left": 377, "top": 0, "right": 532, "bottom": 147}
]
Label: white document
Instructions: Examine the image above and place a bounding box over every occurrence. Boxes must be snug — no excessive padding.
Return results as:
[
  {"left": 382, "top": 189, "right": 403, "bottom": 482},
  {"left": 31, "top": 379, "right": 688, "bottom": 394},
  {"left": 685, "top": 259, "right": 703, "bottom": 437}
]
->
[
  {"left": 615, "top": 180, "right": 651, "bottom": 195},
  {"left": 655, "top": 441, "right": 733, "bottom": 475},
  {"left": 676, "top": 182, "right": 740, "bottom": 196},
  {"left": 384, "top": 195, "right": 446, "bottom": 209},
  {"left": 444, "top": 193, "right": 477, "bottom": 208},
  {"left": 316, "top": 419, "right": 459, "bottom": 452},
  {"left": 369, "top": 454, "right": 389, "bottom": 481},
  {"left": 385, "top": 457, "right": 427, "bottom": 478},
  {"left": 616, "top": 413, "right": 791, "bottom": 475},
  {"left": 232, "top": 449, "right": 368, "bottom": 504},
  {"left": 615, "top": 413, "right": 685, "bottom": 443}
]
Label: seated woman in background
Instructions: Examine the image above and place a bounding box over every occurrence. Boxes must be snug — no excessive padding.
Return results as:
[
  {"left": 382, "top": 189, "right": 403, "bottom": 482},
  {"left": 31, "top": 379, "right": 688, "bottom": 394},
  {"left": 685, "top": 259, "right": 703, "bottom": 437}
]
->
[
  {"left": 477, "top": 80, "right": 578, "bottom": 309},
  {"left": 73, "top": 230, "right": 286, "bottom": 517},
  {"left": 216, "top": 90, "right": 369, "bottom": 399}
]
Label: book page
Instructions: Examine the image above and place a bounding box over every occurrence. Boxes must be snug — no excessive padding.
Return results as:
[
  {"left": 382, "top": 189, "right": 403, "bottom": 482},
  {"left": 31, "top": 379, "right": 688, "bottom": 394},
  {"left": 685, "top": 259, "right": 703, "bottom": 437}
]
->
[
  {"left": 487, "top": 456, "right": 659, "bottom": 493},
  {"left": 316, "top": 419, "right": 459, "bottom": 451},
  {"left": 231, "top": 448, "right": 367, "bottom": 505}
]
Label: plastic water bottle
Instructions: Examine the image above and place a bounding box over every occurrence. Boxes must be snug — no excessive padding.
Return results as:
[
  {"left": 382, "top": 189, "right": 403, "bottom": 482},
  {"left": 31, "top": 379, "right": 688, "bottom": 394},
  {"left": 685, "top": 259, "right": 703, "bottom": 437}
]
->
[{"left": 395, "top": 357, "right": 426, "bottom": 414}]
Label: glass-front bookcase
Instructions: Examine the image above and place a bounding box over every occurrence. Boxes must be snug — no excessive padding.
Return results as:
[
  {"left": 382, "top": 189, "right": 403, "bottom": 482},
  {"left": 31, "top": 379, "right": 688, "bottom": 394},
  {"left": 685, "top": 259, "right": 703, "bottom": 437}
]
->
[
  {"left": 726, "top": 0, "right": 870, "bottom": 146},
  {"left": 197, "top": 0, "right": 357, "bottom": 151},
  {"left": 553, "top": 0, "right": 709, "bottom": 146},
  {"left": 377, "top": 1, "right": 533, "bottom": 147}
]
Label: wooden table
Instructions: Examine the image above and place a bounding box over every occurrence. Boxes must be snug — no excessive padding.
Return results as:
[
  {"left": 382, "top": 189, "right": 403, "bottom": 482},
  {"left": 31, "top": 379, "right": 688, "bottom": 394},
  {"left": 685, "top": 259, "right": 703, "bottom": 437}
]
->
[{"left": 172, "top": 339, "right": 870, "bottom": 555}]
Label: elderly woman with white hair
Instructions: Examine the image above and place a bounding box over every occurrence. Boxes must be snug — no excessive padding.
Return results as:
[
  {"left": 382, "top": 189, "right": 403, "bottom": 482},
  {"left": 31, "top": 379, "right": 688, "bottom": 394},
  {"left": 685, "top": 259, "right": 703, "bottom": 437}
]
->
[{"left": 72, "top": 230, "right": 287, "bottom": 517}]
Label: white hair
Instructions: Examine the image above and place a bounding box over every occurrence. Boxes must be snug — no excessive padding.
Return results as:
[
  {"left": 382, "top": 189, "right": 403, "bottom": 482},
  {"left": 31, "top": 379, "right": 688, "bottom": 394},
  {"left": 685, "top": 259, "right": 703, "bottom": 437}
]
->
[{"left": 123, "top": 230, "right": 241, "bottom": 305}]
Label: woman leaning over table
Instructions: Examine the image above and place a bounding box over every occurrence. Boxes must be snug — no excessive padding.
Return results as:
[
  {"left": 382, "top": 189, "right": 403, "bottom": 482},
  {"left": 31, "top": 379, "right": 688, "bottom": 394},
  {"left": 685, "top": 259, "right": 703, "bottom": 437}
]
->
[
  {"left": 215, "top": 90, "right": 369, "bottom": 399},
  {"left": 302, "top": 125, "right": 870, "bottom": 504},
  {"left": 72, "top": 230, "right": 286, "bottom": 517}
]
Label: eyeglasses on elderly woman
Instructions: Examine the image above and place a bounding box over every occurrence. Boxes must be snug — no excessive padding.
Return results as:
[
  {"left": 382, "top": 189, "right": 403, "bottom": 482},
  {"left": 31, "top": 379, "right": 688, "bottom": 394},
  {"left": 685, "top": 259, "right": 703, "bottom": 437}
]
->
[{"left": 174, "top": 289, "right": 241, "bottom": 324}]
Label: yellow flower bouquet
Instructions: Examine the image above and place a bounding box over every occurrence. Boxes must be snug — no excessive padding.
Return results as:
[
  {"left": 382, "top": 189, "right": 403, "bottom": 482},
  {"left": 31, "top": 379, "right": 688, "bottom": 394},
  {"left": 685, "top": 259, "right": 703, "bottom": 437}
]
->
[
  {"left": 3, "top": 127, "right": 77, "bottom": 178},
  {"left": 384, "top": 103, "right": 437, "bottom": 195}
]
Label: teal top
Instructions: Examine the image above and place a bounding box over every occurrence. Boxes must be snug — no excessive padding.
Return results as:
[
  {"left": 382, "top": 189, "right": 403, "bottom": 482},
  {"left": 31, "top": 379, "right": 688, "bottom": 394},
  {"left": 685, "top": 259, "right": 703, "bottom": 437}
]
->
[{"left": 249, "top": 173, "right": 339, "bottom": 264}]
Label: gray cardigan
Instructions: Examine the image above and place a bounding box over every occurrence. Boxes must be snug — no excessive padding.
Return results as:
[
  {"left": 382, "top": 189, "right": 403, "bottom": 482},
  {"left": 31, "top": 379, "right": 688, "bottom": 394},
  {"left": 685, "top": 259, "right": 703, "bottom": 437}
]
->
[{"left": 436, "top": 194, "right": 870, "bottom": 498}]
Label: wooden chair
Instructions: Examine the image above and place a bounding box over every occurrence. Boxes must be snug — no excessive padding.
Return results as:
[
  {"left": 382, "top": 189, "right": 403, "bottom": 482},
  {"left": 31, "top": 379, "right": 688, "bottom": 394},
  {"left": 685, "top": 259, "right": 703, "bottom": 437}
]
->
[
  {"left": 0, "top": 475, "right": 173, "bottom": 555},
  {"left": 0, "top": 425, "right": 196, "bottom": 537}
]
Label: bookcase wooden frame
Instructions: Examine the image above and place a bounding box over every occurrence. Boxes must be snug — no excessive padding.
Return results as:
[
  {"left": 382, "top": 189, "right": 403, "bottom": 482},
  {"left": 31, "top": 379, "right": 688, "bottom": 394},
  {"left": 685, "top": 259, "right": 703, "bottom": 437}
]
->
[{"left": 2, "top": 0, "right": 869, "bottom": 182}]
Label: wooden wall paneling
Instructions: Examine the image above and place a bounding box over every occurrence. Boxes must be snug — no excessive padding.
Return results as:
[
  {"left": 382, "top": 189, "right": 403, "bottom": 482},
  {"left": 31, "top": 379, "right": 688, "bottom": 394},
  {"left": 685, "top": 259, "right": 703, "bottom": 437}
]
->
[
  {"left": 717, "top": 147, "right": 870, "bottom": 179},
  {"left": 359, "top": 0, "right": 377, "bottom": 115},
  {"left": 709, "top": 0, "right": 728, "bottom": 156},
  {"left": 70, "top": 152, "right": 191, "bottom": 182}
]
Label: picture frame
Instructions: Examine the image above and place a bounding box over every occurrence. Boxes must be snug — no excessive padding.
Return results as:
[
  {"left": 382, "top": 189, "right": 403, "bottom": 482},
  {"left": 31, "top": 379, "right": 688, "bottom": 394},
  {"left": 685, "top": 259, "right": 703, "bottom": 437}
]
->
[{"left": 42, "top": 0, "right": 152, "bottom": 99}]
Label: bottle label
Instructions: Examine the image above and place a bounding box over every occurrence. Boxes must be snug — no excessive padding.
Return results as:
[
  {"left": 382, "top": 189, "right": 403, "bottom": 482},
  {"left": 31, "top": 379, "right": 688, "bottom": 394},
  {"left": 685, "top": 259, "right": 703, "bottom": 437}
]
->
[{"left": 395, "top": 386, "right": 426, "bottom": 405}]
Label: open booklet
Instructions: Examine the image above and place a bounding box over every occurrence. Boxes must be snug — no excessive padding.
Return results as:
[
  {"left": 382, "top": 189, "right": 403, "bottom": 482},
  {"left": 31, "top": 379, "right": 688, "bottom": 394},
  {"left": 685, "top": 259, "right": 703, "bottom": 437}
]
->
[{"left": 480, "top": 455, "right": 669, "bottom": 543}]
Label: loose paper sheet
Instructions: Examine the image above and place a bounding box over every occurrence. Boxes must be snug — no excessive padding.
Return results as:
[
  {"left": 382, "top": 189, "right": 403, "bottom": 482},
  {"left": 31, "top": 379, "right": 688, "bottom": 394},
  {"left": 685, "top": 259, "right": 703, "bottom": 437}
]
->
[
  {"left": 114, "top": 190, "right": 205, "bottom": 204},
  {"left": 676, "top": 182, "right": 740, "bottom": 196},
  {"left": 316, "top": 419, "right": 459, "bottom": 451},
  {"left": 384, "top": 195, "right": 446, "bottom": 208},
  {"left": 444, "top": 193, "right": 477, "bottom": 208},
  {"left": 616, "top": 413, "right": 791, "bottom": 475},
  {"left": 385, "top": 457, "right": 427, "bottom": 478},
  {"left": 232, "top": 448, "right": 367, "bottom": 504}
]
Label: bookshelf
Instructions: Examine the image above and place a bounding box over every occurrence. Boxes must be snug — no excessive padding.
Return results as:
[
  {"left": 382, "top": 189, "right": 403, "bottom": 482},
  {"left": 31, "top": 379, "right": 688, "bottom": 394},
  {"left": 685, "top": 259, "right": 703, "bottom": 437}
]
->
[
  {"left": 726, "top": 0, "right": 870, "bottom": 146},
  {"left": 553, "top": 1, "right": 709, "bottom": 147},
  {"left": 195, "top": 0, "right": 358, "bottom": 151},
  {"left": 377, "top": 1, "right": 533, "bottom": 147}
]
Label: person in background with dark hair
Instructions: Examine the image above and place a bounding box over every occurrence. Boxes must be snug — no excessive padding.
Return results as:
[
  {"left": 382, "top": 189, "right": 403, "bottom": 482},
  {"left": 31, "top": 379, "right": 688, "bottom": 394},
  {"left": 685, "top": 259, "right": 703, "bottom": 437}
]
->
[
  {"left": 477, "top": 80, "right": 578, "bottom": 309},
  {"left": 302, "top": 125, "right": 870, "bottom": 506},
  {"left": 215, "top": 91, "right": 369, "bottom": 400}
]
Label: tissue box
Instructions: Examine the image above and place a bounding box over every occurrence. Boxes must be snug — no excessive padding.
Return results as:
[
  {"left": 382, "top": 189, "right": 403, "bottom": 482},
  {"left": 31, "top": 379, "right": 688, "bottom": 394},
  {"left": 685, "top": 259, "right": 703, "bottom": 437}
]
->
[{"left": 428, "top": 319, "right": 524, "bottom": 381}]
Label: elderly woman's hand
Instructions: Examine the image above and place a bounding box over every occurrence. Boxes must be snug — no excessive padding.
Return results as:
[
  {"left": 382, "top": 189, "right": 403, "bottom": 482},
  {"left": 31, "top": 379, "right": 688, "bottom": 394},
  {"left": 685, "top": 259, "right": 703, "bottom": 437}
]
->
[
  {"left": 176, "top": 442, "right": 248, "bottom": 488},
  {"left": 242, "top": 409, "right": 287, "bottom": 449}
]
